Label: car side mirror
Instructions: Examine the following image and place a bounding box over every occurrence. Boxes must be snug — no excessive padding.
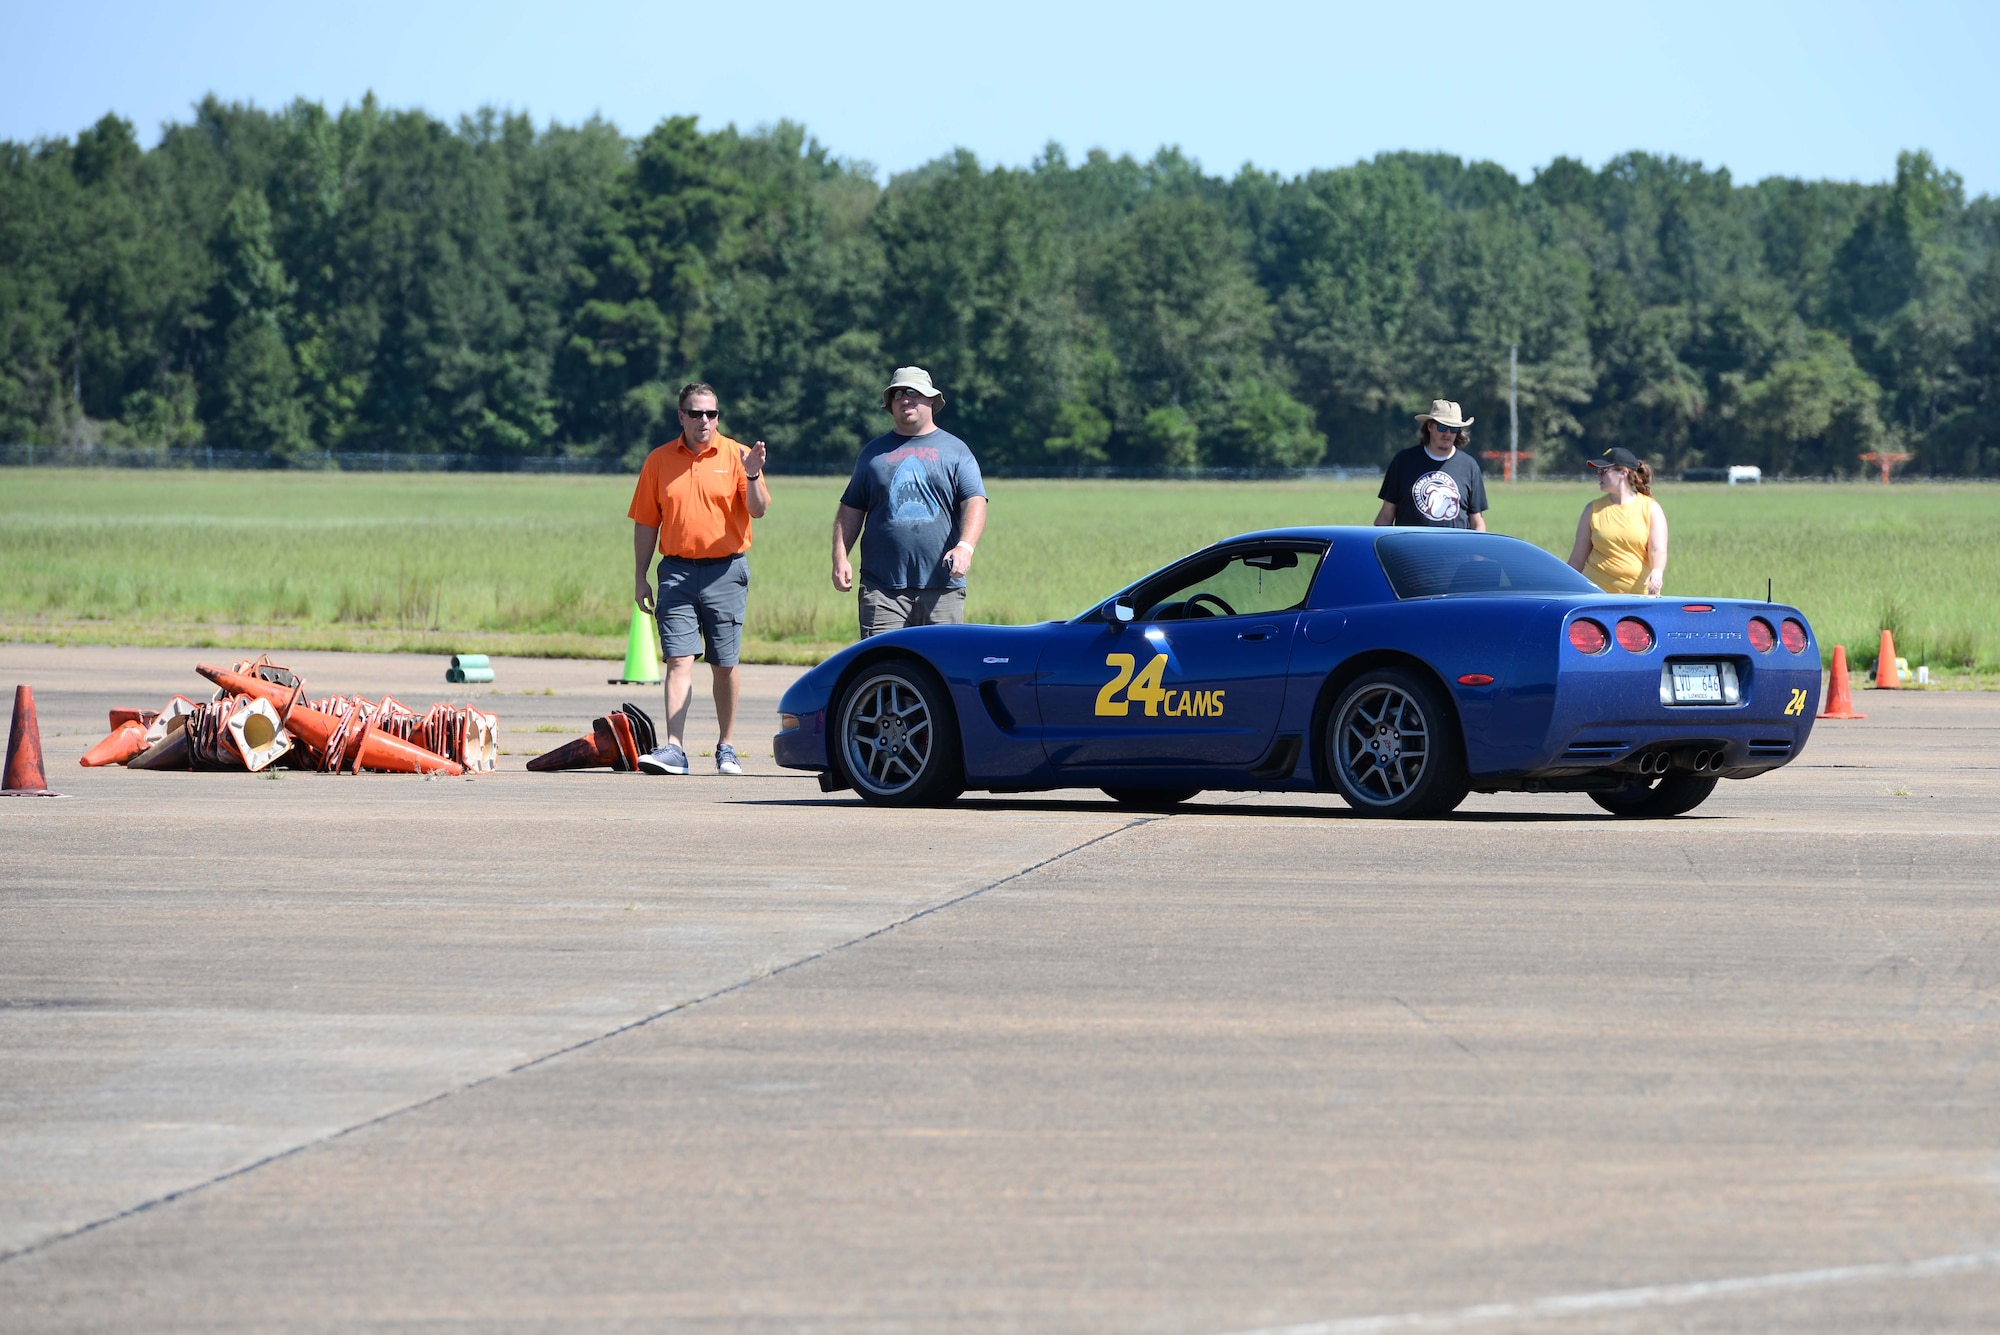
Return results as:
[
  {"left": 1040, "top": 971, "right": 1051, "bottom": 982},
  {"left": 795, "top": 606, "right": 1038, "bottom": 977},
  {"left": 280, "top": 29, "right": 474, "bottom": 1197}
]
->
[{"left": 1105, "top": 599, "right": 1135, "bottom": 624}]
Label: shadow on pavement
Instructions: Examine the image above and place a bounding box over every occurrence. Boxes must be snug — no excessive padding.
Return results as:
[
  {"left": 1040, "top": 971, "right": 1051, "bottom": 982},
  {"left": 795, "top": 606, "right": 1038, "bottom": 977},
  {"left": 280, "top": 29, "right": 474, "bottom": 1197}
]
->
[{"left": 732, "top": 795, "right": 1620, "bottom": 823}]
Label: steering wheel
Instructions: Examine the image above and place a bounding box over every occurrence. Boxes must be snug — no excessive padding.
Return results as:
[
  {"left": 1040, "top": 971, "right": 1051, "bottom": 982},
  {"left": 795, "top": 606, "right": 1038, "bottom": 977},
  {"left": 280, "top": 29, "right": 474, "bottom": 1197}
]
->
[{"left": 1185, "top": 592, "right": 1236, "bottom": 618}]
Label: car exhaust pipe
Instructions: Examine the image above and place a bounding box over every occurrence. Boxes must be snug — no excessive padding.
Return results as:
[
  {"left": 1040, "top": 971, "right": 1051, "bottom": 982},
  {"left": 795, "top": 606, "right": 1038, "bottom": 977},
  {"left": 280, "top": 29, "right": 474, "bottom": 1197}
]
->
[
  {"left": 1691, "top": 749, "right": 1711, "bottom": 772},
  {"left": 1636, "top": 751, "right": 1668, "bottom": 775}
]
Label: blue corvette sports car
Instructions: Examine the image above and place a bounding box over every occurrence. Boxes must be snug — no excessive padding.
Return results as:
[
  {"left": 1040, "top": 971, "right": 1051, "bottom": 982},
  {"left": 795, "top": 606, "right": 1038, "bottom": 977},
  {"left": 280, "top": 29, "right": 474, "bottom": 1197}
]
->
[{"left": 774, "top": 527, "right": 1821, "bottom": 818}]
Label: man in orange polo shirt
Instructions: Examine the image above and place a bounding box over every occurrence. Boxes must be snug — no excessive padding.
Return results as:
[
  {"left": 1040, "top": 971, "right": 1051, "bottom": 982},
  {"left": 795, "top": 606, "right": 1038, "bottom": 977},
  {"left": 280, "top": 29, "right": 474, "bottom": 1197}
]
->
[{"left": 629, "top": 382, "right": 771, "bottom": 775}]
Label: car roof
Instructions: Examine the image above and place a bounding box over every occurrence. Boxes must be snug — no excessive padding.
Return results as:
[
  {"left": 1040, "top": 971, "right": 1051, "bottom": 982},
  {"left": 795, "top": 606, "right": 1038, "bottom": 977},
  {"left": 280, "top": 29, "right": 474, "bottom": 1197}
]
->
[
  {"left": 1209, "top": 526, "right": 1539, "bottom": 545},
  {"left": 1206, "top": 526, "right": 1351, "bottom": 545}
]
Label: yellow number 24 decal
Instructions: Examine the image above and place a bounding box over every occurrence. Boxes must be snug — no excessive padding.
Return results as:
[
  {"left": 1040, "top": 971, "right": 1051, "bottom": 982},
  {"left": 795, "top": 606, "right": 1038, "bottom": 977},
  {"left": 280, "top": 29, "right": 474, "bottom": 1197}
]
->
[
  {"left": 1096, "top": 653, "right": 1136, "bottom": 716},
  {"left": 1784, "top": 687, "right": 1807, "bottom": 716},
  {"left": 1096, "top": 653, "right": 1224, "bottom": 718}
]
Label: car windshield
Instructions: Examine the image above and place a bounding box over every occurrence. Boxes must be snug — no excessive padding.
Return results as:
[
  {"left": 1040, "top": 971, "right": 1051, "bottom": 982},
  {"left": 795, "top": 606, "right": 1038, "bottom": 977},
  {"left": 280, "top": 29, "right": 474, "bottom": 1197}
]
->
[{"left": 1375, "top": 531, "right": 1597, "bottom": 598}]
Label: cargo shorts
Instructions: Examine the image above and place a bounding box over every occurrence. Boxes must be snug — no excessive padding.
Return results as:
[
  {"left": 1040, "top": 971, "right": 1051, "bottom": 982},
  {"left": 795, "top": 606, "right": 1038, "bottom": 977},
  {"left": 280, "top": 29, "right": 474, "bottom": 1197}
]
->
[
  {"left": 858, "top": 581, "right": 966, "bottom": 638},
  {"left": 655, "top": 553, "right": 748, "bottom": 666}
]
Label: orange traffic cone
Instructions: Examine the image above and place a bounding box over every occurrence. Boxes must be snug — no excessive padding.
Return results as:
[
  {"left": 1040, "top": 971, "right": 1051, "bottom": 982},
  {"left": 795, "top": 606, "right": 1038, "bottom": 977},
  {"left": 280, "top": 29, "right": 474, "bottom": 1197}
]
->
[
  {"left": 527, "top": 715, "right": 631, "bottom": 771},
  {"left": 1818, "top": 645, "right": 1865, "bottom": 719},
  {"left": 81, "top": 720, "right": 151, "bottom": 767},
  {"left": 605, "top": 710, "right": 641, "bottom": 769},
  {"left": 1873, "top": 629, "right": 1900, "bottom": 690},
  {"left": 195, "top": 664, "right": 463, "bottom": 776},
  {"left": 3, "top": 685, "right": 58, "bottom": 796},
  {"left": 527, "top": 720, "right": 615, "bottom": 771}
]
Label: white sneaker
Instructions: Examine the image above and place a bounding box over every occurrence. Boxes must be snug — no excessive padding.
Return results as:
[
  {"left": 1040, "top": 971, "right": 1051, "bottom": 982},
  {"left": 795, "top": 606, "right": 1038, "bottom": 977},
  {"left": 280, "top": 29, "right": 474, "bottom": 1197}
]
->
[
  {"left": 637, "top": 743, "right": 689, "bottom": 775},
  {"left": 715, "top": 742, "right": 743, "bottom": 776}
]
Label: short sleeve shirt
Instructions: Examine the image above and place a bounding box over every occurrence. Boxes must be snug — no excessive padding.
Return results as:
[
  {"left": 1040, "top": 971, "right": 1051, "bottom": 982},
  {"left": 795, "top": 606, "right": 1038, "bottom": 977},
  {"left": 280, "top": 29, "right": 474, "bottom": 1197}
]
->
[
  {"left": 628, "top": 434, "right": 752, "bottom": 559},
  {"left": 839, "top": 428, "right": 986, "bottom": 590},
  {"left": 1378, "top": 445, "right": 1488, "bottom": 528}
]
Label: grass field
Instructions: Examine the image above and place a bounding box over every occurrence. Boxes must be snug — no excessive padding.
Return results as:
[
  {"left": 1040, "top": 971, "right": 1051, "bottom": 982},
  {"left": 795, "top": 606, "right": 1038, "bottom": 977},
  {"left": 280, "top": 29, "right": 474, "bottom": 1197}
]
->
[{"left": 3, "top": 468, "right": 1996, "bottom": 677}]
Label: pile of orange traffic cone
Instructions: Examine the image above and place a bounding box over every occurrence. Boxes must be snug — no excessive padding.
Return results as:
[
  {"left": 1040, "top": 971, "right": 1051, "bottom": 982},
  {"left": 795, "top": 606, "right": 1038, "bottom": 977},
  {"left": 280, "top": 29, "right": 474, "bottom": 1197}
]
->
[{"left": 76, "top": 656, "right": 497, "bottom": 776}]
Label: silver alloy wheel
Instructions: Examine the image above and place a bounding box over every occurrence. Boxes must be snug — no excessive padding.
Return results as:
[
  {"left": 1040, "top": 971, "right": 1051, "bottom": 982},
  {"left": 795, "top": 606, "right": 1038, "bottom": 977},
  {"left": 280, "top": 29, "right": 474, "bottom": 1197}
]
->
[
  {"left": 1335, "top": 682, "right": 1431, "bottom": 807},
  {"left": 840, "top": 670, "right": 936, "bottom": 797}
]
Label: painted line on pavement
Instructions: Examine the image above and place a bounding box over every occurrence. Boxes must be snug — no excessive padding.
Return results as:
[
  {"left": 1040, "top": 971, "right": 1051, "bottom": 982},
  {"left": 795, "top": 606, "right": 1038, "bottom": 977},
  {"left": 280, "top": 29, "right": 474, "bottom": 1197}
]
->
[{"left": 1222, "top": 1248, "right": 2000, "bottom": 1333}]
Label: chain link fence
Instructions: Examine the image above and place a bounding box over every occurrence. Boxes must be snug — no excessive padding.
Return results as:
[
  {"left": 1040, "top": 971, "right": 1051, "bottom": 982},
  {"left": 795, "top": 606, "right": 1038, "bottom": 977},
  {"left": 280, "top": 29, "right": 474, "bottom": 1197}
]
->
[
  {"left": 17, "top": 443, "right": 1981, "bottom": 483},
  {"left": 0, "top": 444, "right": 627, "bottom": 473},
  {"left": 0, "top": 443, "right": 1392, "bottom": 481}
]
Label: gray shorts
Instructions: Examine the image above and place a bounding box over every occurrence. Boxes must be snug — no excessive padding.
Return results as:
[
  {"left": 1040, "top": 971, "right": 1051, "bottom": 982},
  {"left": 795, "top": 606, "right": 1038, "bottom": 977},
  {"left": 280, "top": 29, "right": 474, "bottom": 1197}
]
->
[
  {"left": 656, "top": 553, "right": 748, "bottom": 665},
  {"left": 858, "top": 582, "right": 966, "bottom": 638}
]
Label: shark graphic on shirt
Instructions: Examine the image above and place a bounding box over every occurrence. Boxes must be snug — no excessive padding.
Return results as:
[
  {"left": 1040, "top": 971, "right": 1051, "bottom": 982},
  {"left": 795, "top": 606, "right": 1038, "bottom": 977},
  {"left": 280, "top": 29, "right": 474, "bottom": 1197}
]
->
[{"left": 889, "top": 455, "right": 942, "bottom": 525}]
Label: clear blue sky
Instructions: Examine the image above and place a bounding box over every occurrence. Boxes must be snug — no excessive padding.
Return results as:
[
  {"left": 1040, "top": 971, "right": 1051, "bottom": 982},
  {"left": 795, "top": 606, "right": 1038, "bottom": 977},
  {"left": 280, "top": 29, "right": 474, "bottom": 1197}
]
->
[{"left": 7, "top": 0, "right": 1995, "bottom": 195}]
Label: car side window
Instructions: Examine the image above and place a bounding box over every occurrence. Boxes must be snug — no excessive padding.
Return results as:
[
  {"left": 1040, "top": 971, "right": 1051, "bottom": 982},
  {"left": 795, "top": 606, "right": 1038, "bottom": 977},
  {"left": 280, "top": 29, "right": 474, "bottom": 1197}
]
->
[{"left": 1136, "top": 547, "right": 1325, "bottom": 621}]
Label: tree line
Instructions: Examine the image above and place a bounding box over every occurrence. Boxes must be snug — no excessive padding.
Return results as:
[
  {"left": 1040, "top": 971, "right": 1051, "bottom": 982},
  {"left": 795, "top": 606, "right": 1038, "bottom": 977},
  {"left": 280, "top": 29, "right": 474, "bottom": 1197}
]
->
[{"left": 4, "top": 96, "right": 1997, "bottom": 475}]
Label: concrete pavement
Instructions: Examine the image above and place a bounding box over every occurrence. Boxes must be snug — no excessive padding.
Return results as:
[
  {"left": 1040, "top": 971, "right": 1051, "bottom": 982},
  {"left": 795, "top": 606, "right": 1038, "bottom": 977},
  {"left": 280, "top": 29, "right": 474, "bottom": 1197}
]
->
[{"left": 3, "top": 643, "right": 1998, "bottom": 1331}]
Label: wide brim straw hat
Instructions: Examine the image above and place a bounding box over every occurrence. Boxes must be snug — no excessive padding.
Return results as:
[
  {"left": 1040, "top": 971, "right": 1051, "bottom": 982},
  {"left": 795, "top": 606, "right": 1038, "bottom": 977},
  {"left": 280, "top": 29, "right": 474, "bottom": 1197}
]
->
[
  {"left": 1414, "top": 399, "right": 1473, "bottom": 428},
  {"left": 883, "top": 366, "right": 944, "bottom": 409}
]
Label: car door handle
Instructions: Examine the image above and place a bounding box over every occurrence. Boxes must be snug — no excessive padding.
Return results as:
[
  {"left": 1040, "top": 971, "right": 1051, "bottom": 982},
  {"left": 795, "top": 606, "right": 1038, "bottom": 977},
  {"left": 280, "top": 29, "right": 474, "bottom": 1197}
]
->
[{"left": 1239, "top": 626, "right": 1278, "bottom": 642}]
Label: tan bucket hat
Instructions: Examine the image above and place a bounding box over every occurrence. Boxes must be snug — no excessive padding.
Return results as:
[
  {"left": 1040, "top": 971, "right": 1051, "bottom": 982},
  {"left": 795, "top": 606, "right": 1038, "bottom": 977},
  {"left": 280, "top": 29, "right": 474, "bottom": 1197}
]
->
[
  {"left": 883, "top": 365, "right": 944, "bottom": 408},
  {"left": 1415, "top": 398, "right": 1474, "bottom": 428}
]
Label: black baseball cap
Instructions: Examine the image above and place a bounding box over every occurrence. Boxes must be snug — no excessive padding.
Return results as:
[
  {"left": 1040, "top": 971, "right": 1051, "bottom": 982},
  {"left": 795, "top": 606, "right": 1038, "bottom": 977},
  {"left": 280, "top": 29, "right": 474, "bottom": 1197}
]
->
[{"left": 1585, "top": 447, "right": 1644, "bottom": 470}]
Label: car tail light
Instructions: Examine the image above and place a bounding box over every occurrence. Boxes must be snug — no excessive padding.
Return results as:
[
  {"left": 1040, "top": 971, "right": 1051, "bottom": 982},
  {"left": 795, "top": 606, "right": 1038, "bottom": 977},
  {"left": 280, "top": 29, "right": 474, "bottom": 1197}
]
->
[
  {"left": 1568, "top": 618, "right": 1609, "bottom": 654},
  {"left": 1682, "top": 604, "right": 1714, "bottom": 613},
  {"left": 1614, "top": 618, "right": 1654, "bottom": 653},
  {"left": 1747, "top": 617, "right": 1776, "bottom": 653},
  {"left": 1780, "top": 619, "right": 1808, "bottom": 654}
]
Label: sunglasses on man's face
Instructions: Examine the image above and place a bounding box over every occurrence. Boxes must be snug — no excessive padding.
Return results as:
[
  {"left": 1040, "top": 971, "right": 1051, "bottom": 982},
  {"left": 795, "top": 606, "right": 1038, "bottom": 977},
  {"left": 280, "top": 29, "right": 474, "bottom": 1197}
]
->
[
  {"left": 682, "top": 408, "right": 719, "bottom": 420},
  {"left": 1432, "top": 424, "right": 1461, "bottom": 436}
]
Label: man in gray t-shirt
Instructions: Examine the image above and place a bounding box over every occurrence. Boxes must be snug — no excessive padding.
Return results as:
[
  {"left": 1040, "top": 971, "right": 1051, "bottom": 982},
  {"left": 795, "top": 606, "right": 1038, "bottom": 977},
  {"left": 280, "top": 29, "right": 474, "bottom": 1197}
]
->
[{"left": 832, "top": 366, "right": 988, "bottom": 638}]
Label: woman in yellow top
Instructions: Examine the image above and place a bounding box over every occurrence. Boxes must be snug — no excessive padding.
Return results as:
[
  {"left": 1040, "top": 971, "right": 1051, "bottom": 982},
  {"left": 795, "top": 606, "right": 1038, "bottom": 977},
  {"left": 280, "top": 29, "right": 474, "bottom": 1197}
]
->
[{"left": 1566, "top": 446, "right": 1668, "bottom": 595}]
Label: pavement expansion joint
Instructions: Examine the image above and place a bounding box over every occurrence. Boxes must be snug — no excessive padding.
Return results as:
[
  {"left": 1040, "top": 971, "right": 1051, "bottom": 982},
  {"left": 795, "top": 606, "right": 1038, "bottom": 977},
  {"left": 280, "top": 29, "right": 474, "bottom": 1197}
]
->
[
  {"left": 1390, "top": 996, "right": 1480, "bottom": 1062},
  {"left": 0, "top": 813, "right": 1161, "bottom": 1269}
]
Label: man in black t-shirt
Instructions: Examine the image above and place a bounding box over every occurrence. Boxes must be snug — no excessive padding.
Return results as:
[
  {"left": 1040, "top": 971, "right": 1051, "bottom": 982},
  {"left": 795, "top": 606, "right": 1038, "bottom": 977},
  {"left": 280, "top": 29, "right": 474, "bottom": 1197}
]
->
[{"left": 1374, "top": 398, "right": 1489, "bottom": 530}]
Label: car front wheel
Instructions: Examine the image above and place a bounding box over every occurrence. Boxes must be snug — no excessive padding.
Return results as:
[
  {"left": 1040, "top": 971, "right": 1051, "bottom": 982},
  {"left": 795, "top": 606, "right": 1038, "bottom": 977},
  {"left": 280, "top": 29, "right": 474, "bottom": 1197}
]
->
[
  {"left": 836, "top": 659, "right": 964, "bottom": 807},
  {"left": 1325, "top": 668, "right": 1468, "bottom": 818}
]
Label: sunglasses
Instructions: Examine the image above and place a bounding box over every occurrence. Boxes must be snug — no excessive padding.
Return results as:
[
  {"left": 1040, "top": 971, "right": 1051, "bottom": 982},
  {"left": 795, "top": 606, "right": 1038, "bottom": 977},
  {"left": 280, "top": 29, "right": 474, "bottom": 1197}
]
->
[
  {"left": 682, "top": 408, "right": 719, "bottom": 420},
  {"left": 1431, "top": 424, "right": 1461, "bottom": 436}
]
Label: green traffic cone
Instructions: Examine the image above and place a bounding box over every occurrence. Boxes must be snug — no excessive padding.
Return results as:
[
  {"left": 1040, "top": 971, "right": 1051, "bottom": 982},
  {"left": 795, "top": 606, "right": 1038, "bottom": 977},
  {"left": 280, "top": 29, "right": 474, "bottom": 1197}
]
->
[{"left": 608, "top": 603, "right": 663, "bottom": 685}]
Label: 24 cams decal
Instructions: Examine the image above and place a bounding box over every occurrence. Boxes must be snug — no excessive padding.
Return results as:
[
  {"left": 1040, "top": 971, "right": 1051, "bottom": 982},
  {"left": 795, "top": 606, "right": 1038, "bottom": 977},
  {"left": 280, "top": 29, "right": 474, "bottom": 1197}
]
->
[{"left": 1095, "top": 653, "right": 1225, "bottom": 718}]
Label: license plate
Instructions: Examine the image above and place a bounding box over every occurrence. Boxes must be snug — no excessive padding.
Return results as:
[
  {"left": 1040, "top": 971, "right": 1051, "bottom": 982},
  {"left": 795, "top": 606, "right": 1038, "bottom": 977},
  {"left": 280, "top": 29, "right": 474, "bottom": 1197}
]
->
[{"left": 1670, "top": 663, "right": 1724, "bottom": 703}]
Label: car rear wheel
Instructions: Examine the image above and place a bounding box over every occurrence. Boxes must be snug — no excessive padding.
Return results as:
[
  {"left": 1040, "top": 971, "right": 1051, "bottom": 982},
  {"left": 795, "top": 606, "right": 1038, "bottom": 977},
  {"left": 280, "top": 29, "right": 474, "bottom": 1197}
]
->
[
  {"left": 1589, "top": 773, "right": 1718, "bottom": 818},
  {"left": 1101, "top": 786, "right": 1201, "bottom": 810},
  {"left": 1326, "top": 668, "right": 1468, "bottom": 818},
  {"left": 836, "top": 659, "right": 964, "bottom": 807}
]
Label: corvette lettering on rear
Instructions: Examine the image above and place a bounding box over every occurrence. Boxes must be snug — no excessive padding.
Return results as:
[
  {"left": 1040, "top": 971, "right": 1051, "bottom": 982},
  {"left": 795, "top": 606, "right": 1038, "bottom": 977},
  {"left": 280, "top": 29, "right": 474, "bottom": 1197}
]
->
[{"left": 1096, "top": 653, "right": 1225, "bottom": 718}]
